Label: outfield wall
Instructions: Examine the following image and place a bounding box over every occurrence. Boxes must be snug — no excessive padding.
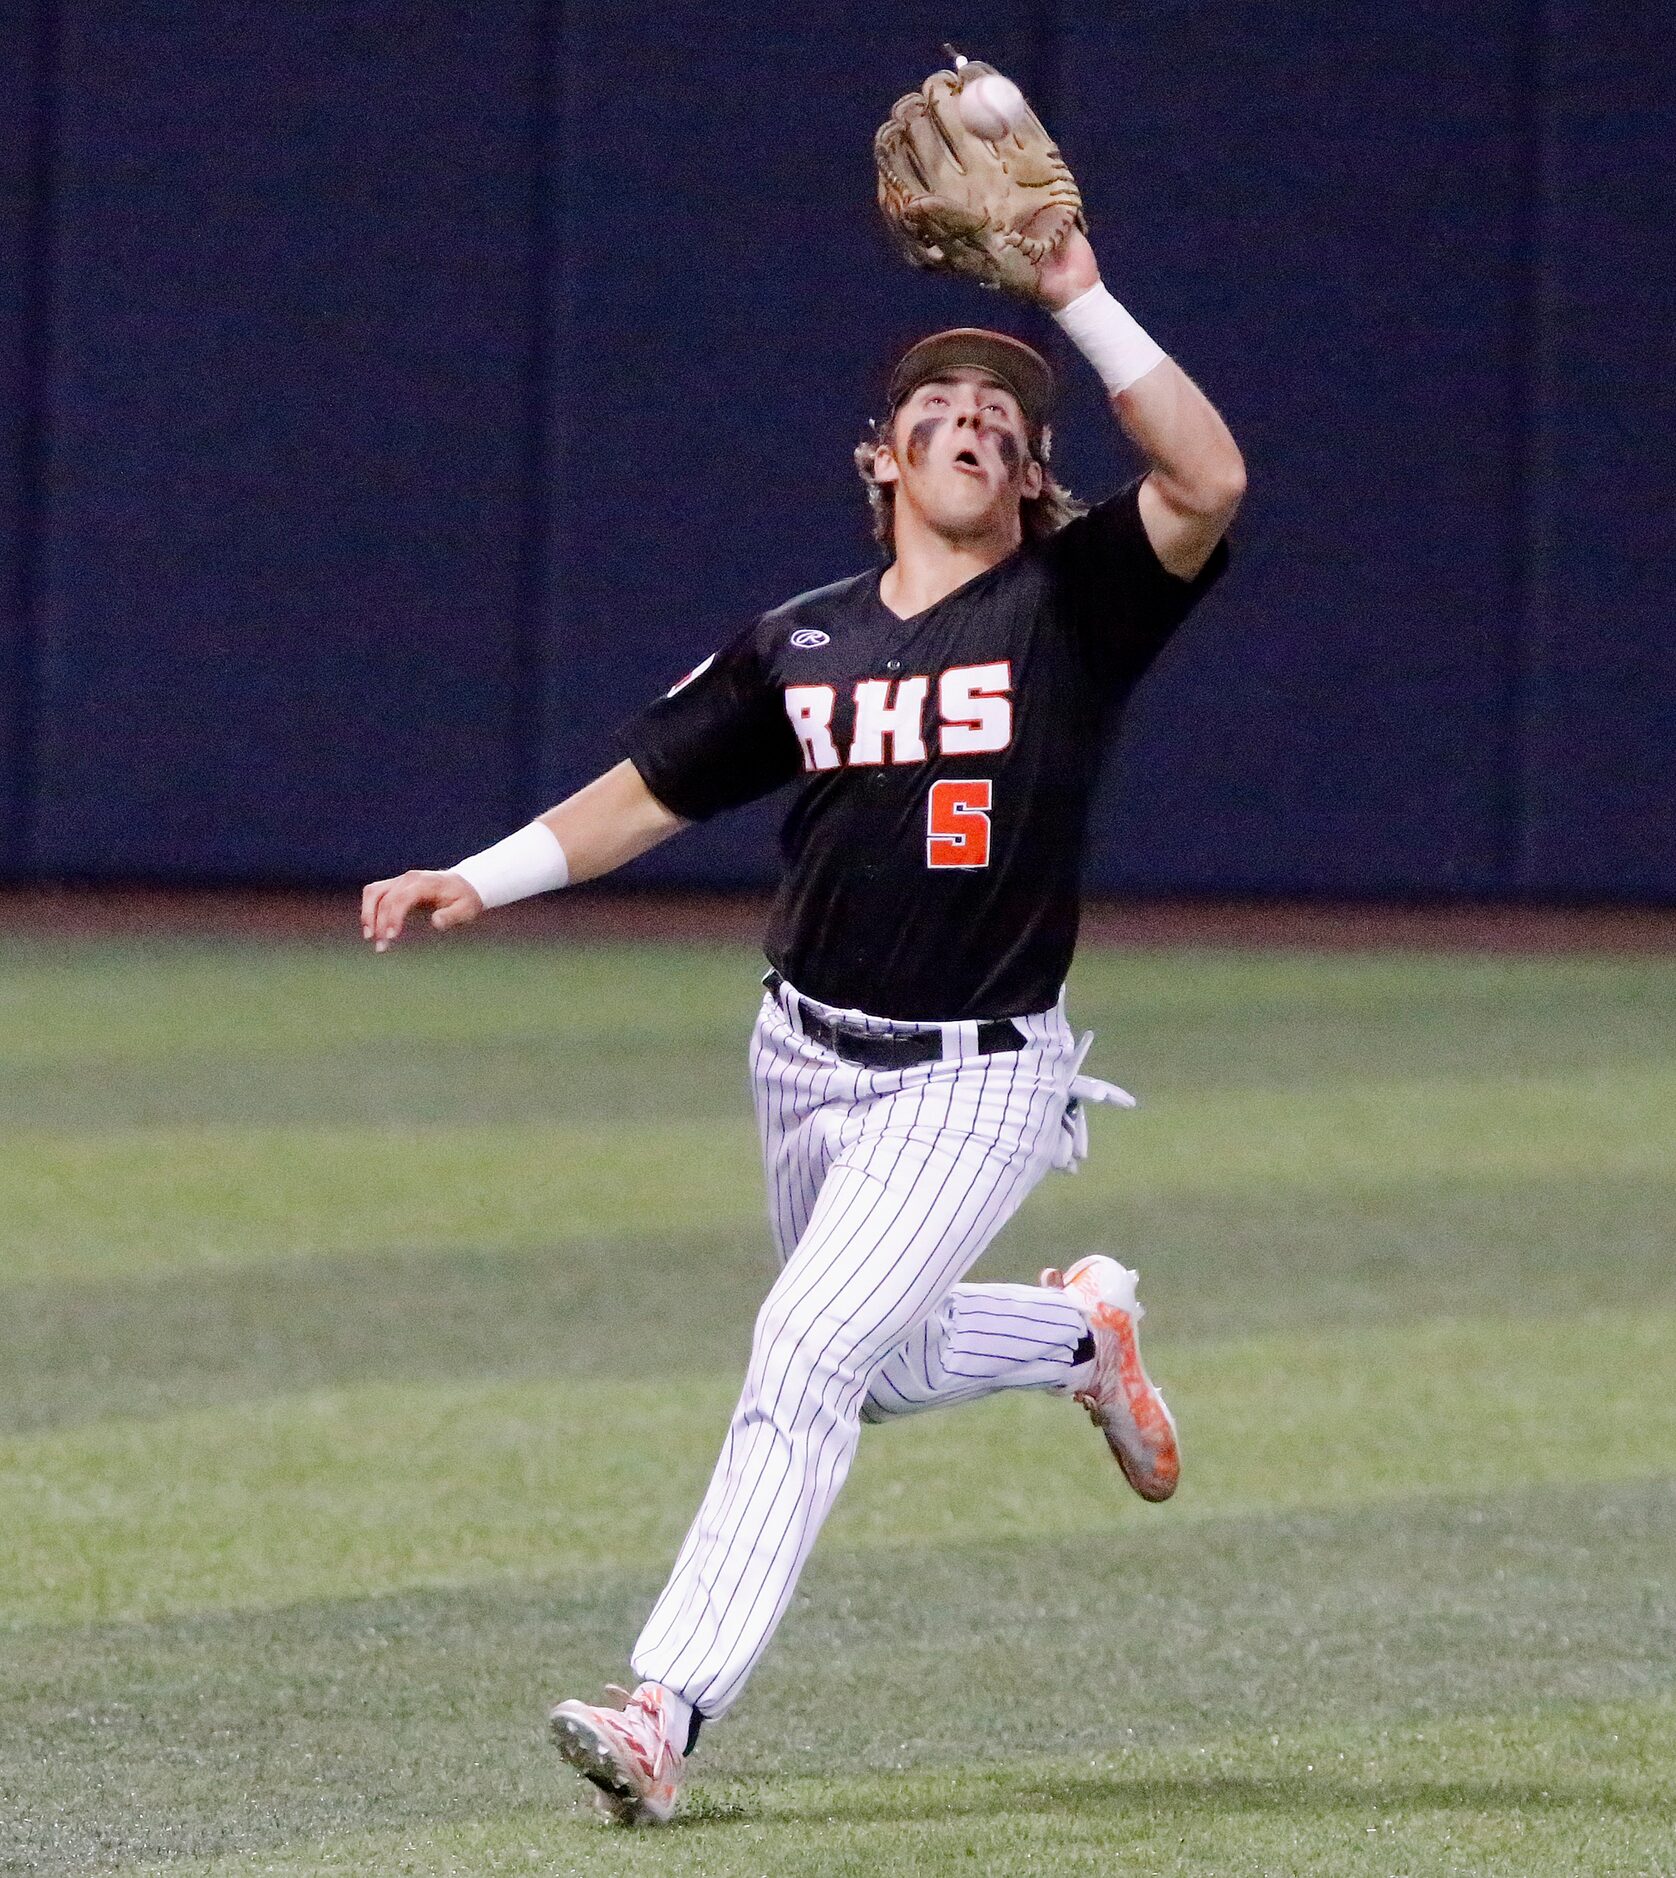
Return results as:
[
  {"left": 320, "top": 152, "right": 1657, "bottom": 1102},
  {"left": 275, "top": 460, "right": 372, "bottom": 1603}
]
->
[{"left": 0, "top": 3, "right": 1670, "bottom": 898}]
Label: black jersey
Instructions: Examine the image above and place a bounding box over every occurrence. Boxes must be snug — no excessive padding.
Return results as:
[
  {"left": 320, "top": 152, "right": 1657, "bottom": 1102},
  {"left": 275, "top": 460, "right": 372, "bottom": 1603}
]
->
[{"left": 618, "top": 481, "right": 1229, "bottom": 1021}]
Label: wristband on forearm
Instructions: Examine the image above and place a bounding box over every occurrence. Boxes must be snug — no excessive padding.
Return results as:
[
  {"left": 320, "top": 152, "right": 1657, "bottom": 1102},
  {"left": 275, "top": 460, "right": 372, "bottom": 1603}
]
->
[
  {"left": 1052, "top": 282, "right": 1167, "bottom": 394},
  {"left": 449, "top": 820, "right": 570, "bottom": 908}
]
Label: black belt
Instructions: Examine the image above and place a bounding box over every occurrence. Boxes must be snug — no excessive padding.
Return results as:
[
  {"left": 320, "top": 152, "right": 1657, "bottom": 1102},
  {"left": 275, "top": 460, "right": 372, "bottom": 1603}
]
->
[{"left": 763, "top": 970, "right": 1025, "bottom": 1069}]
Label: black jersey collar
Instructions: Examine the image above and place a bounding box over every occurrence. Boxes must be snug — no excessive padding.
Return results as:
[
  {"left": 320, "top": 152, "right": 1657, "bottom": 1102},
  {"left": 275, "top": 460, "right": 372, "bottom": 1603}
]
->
[{"left": 872, "top": 539, "right": 1026, "bottom": 629}]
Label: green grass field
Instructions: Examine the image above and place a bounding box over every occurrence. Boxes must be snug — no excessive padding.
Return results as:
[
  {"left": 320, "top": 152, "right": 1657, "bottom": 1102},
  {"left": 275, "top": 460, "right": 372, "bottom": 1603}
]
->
[{"left": 2, "top": 936, "right": 1672, "bottom": 1876}]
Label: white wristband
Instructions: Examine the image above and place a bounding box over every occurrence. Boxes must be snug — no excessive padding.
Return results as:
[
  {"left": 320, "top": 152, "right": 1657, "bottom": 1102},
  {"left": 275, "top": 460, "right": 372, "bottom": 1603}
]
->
[
  {"left": 449, "top": 820, "right": 569, "bottom": 909},
  {"left": 1051, "top": 282, "right": 1167, "bottom": 394}
]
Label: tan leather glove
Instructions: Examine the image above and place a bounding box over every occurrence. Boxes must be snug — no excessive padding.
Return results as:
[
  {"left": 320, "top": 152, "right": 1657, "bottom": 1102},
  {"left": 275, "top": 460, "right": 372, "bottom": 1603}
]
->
[{"left": 875, "top": 61, "right": 1085, "bottom": 297}]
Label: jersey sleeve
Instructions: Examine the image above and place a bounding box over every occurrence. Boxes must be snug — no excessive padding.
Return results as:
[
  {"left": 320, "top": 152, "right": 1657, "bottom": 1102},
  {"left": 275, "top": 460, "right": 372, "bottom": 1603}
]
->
[
  {"left": 615, "top": 622, "right": 802, "bottom": 821},
  {"left": 1044, "top": 478, "right": 1230, "bottom": 699}
]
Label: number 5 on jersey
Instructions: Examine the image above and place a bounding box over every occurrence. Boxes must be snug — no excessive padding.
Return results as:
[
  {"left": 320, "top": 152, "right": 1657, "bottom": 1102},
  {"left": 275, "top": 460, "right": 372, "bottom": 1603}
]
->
[{"left": 927, "top": 779, "right": 992, "bottom": 869}]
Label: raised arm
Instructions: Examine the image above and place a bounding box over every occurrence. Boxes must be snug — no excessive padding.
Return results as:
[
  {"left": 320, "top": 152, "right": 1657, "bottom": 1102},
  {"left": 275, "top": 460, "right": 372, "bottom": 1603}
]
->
[
  {"left": 1035, "top": 230, "right": 1246, "bottom": 579},
  {"left": 360, "top": 759, "right": 684, "bottom": 951}
]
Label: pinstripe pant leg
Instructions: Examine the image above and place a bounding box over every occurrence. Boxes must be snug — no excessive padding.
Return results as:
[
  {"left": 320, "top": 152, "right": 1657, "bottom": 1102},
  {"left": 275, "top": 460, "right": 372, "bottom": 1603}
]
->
[
  {"left": 751, "top": 994, "right": 846, "bottom": 1265},
  {"left": 630, "top": 1032, "right": 1069, "bottom": 1719},
  {"left": 859, "top": 1280, "right": 1090, "bottom": 1421}
]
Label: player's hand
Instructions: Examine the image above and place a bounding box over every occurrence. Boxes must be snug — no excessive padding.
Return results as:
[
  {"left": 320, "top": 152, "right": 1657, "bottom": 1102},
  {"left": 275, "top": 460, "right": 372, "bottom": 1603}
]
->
[
  {"left": 360, "top": 870, "right": 484, "bottom": 952},
  {"left": 1030, "top": 226, "right": 1100, "bottom": 312}
]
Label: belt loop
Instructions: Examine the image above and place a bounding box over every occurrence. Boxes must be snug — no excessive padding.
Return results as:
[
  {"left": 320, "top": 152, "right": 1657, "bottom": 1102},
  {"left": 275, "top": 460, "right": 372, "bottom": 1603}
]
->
[{"left": 944, "top": 1018, "right": 980, "bottom": 1063}]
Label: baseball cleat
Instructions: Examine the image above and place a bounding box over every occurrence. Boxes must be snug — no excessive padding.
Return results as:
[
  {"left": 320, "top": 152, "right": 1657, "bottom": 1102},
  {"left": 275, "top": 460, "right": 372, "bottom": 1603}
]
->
[
  {"left": 1041, "top": 1255, "right": 1180, "bottom": 1502},
  {"left": 547, "top": 1682, "right": 685, "bottom": 1826}
]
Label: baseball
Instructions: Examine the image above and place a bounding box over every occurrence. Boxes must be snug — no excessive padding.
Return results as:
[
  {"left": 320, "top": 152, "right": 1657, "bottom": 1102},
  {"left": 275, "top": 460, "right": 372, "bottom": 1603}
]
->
[{"left": 957, "top": 71, "right": 1027, "bottom": 141}]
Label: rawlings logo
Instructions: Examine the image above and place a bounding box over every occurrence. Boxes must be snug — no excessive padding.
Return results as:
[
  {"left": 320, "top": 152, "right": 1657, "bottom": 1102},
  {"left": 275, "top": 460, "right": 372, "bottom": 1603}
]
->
[{"left": 789, "top": 629, "right": 830, "bottom": 649}]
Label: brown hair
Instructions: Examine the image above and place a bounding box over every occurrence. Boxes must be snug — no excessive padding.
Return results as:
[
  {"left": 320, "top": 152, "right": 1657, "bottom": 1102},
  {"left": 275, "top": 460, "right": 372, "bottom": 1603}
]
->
[{"left": 853, "top": 411, "right": 1086, "bottom": 556}]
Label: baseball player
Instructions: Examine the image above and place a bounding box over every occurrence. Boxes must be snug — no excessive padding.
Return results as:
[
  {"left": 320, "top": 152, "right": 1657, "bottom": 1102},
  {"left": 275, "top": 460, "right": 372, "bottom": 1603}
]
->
[{"left": 360, "top": 64, "right": 1243, "bottom": 1825}]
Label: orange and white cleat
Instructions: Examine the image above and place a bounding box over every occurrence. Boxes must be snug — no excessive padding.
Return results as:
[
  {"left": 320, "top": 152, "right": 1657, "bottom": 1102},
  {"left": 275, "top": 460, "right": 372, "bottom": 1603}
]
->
[
  {"left": 1042, "top": 1255, "right": 1180, "bottom": 1502},
  {"left": 548, "top": 1682, "right": 686, "bottom": 1825}
]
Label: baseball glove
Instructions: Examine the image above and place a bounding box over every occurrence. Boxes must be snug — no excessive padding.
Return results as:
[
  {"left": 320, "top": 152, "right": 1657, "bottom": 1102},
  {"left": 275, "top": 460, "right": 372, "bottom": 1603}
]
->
[{"left": 874, "top": 62, "right": 1085, "bottom": 297}]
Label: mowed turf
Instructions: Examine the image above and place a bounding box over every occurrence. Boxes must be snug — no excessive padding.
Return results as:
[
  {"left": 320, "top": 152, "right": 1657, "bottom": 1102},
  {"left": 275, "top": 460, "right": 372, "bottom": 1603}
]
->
[{"left": 1, "top": 938, "right": 1672, "bottom": 1875}]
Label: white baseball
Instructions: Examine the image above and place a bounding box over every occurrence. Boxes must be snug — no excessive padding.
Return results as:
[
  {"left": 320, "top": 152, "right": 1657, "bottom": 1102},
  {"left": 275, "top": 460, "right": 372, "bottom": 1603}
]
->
[{"left": 957, "top": 72, "right": 1027, "bottom": 141}]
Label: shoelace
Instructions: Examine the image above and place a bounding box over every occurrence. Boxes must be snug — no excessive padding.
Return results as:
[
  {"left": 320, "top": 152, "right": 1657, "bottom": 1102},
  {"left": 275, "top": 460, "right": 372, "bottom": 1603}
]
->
[{"left": 602, "top": 1683, "right": 672, "bottom": 1780}]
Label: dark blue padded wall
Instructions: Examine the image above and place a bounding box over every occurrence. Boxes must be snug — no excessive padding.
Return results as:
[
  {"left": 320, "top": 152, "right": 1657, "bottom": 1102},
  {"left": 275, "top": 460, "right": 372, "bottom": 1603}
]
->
[
  {"left": 2, "top": 3, "right": 1670, "bottom": 898},
  {"left": 0, "top": 2, "right": 46, "bottom": 870},
  {"left": 1518, "top": 3, "right": 1676, "bottom": 896},
  {"left": 32, "top": 2, "right": 544, "bottom": 881},
  {"left": 1054, "top": 3, "right": 1528, "bottom": 895}
]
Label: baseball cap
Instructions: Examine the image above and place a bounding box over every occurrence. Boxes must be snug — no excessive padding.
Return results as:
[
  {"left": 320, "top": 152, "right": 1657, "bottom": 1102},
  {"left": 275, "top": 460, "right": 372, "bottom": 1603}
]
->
[{"left": 886, "top": 328, "right": 1055, "bottom": 432}]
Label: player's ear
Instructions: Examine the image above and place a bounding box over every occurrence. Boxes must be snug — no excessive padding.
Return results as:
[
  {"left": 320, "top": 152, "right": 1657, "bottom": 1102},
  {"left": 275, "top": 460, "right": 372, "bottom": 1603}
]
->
[
  {"left": 1021, "top": 454, "right": 1045, "bottom": 499},
  {"left": 873, "top": 439, "right": 901, "bottom": 487}
]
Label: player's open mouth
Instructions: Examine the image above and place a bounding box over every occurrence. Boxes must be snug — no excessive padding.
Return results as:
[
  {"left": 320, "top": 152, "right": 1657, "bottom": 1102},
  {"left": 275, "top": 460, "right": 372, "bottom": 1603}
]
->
[{"left": 953, "top": 447, "right": 983, "bottom": 474}]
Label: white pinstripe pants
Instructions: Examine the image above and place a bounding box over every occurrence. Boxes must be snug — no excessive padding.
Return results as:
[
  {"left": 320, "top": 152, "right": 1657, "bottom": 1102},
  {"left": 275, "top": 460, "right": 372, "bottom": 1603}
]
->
[{"left": 631, "top": 980, "right": 1091, "bottom": 1719}]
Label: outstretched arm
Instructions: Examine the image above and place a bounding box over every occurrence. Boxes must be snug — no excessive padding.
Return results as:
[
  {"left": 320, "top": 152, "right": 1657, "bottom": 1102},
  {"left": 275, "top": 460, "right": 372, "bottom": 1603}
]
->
[
  {"left": 536, "top": 759, "right": 688, "bottom": 881},
  {"left": 360, "top": 759, "right": 685, "bottom": 951},
  {"left": 1035, "top": 231, "right": 1246, "bottom": 579}
]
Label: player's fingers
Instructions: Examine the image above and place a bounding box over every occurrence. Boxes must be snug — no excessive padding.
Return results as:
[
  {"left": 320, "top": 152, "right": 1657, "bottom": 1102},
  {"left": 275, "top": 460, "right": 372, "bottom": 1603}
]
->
[
  {"left": 362, "top": 880, "right": 393, "bottom": 942},
  {"left": 373, "top": 875, "right": 428, "bottom": 952},
  {"left": 360, "top": 878, "right": 394, "bottom": 940},
  {"left": 430, "top": 879, "right": 483, "bottom": 932}
]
